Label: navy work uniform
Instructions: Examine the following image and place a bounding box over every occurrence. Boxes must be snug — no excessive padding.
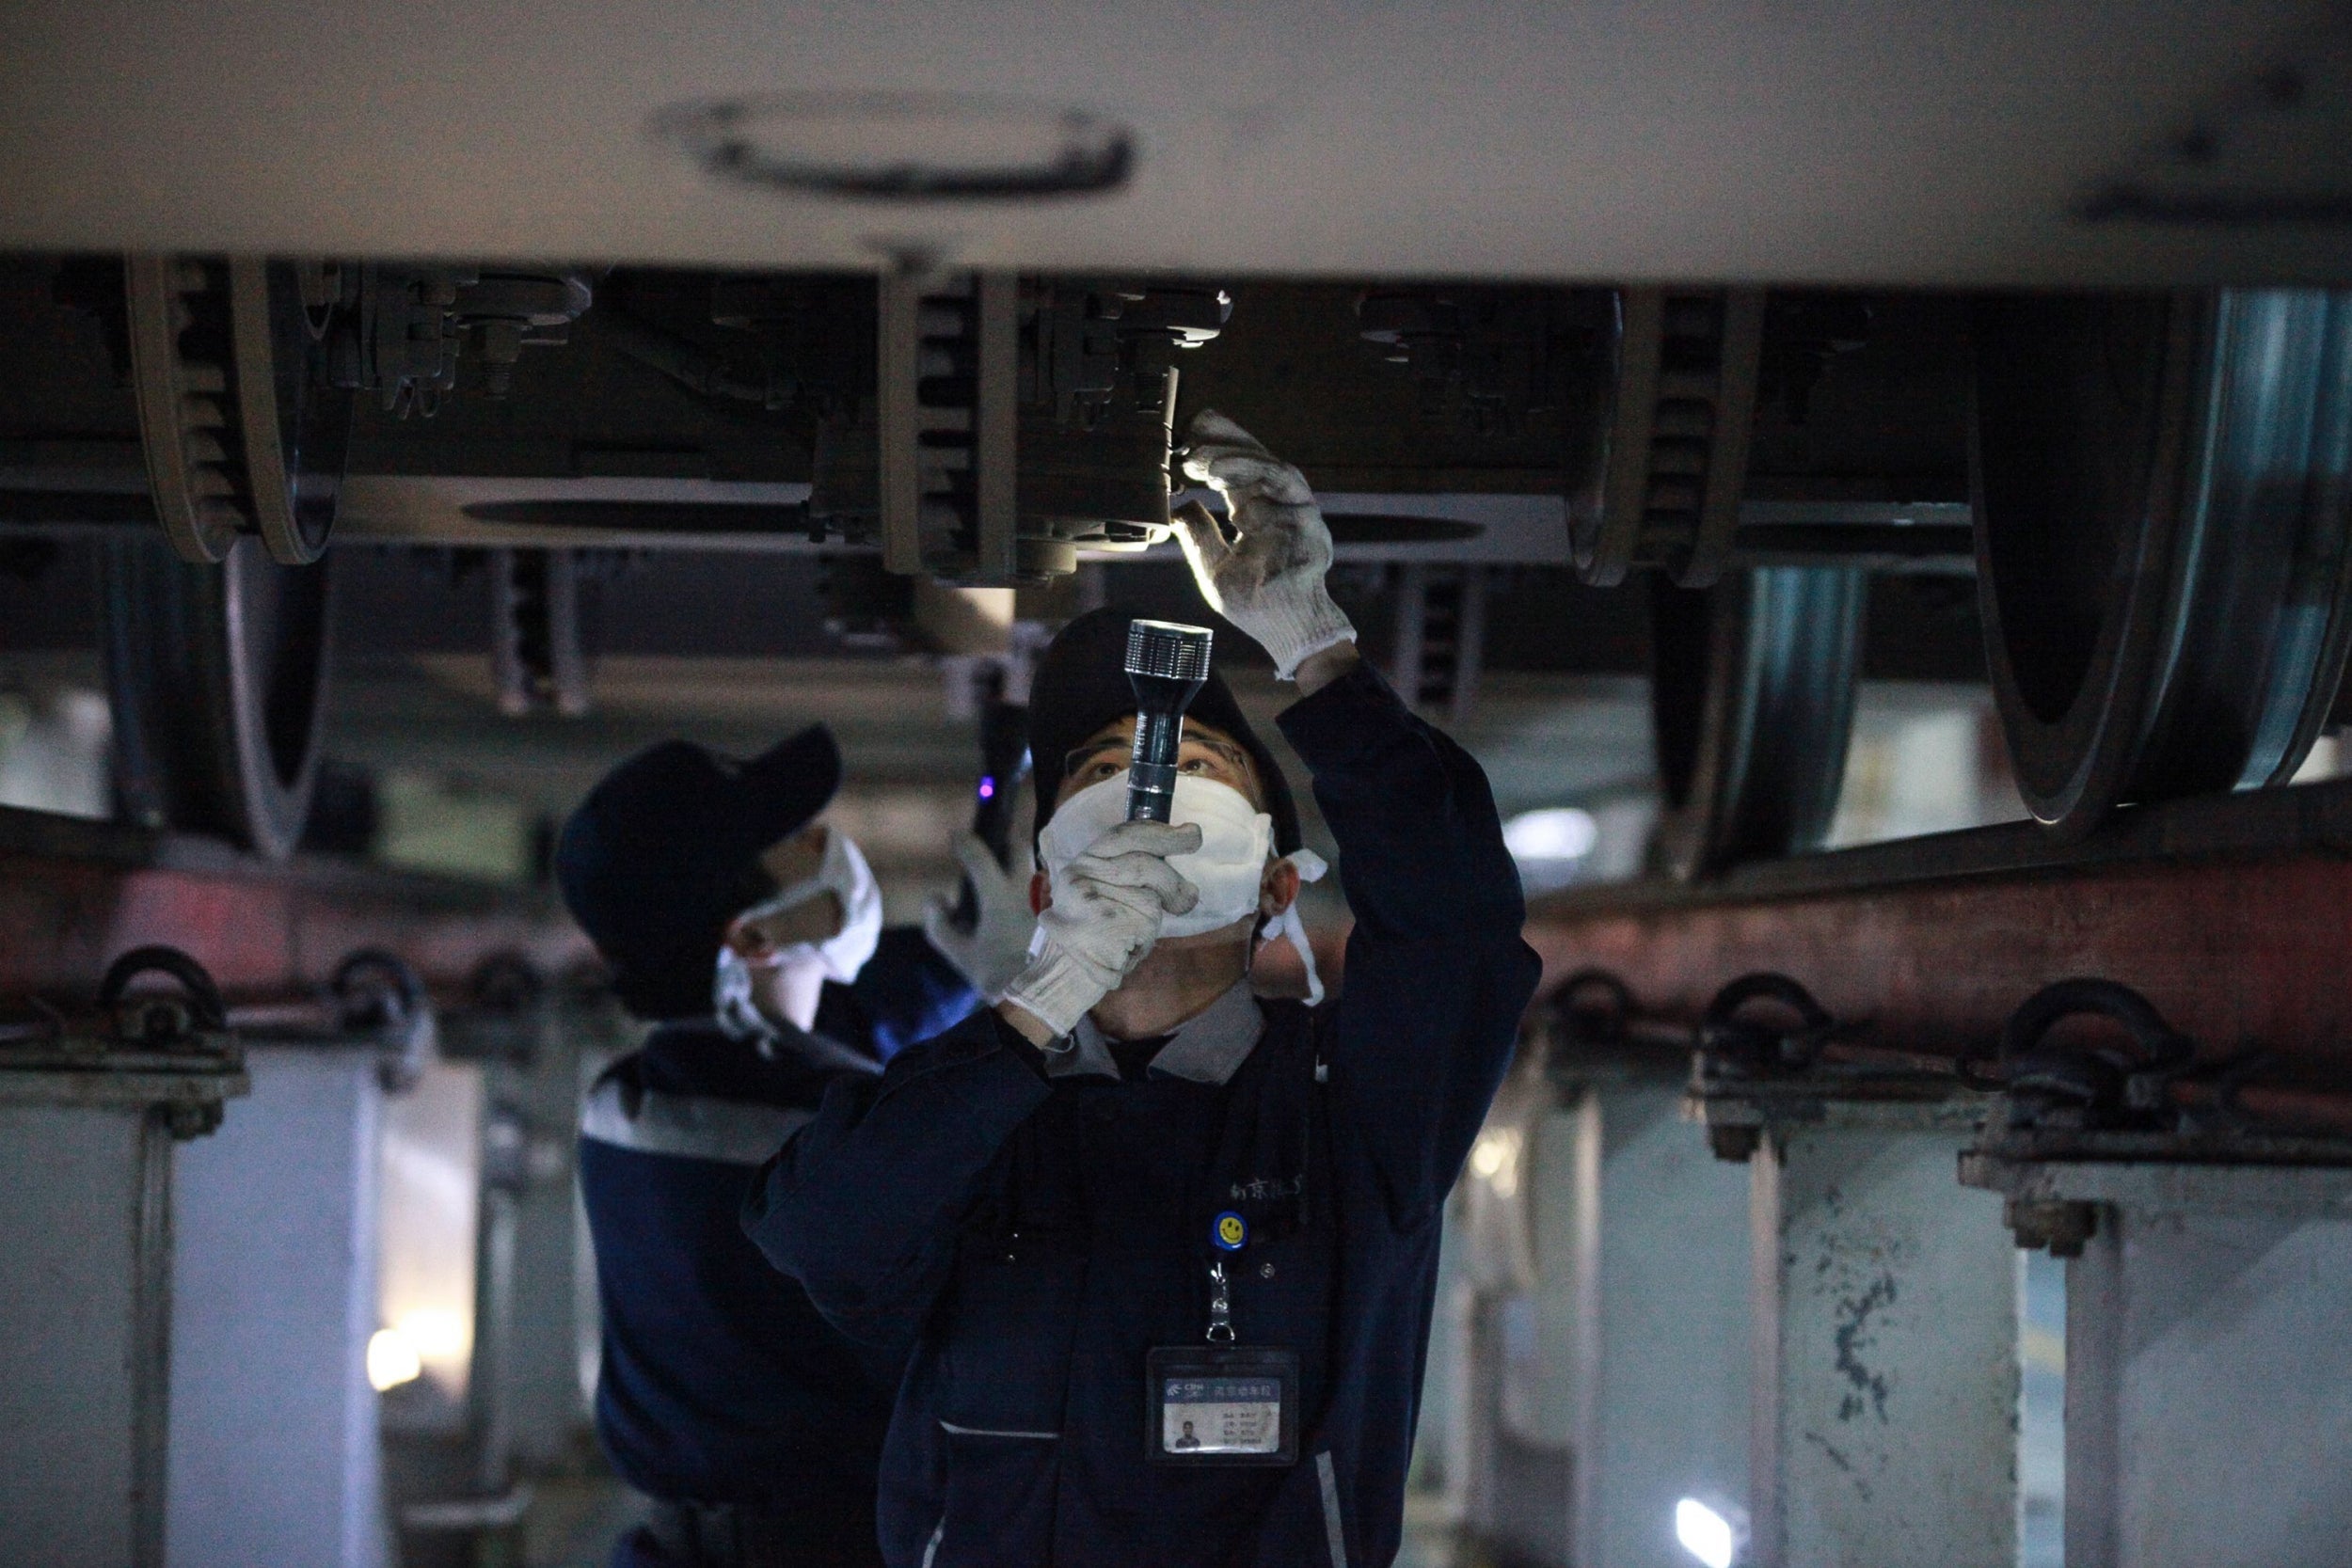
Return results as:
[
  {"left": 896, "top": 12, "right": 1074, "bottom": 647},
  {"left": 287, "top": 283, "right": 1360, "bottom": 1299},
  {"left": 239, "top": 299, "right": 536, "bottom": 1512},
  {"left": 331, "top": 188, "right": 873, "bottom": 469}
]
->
[
  {"left": 580, "top": 937, "right": 974, "bottom": 1567},
  {"left": 744, "top": 664, "right": 1541, "bottom": 1568},
  {"left": 556, "top": 730, "right": 979, "bottom": 1568}
]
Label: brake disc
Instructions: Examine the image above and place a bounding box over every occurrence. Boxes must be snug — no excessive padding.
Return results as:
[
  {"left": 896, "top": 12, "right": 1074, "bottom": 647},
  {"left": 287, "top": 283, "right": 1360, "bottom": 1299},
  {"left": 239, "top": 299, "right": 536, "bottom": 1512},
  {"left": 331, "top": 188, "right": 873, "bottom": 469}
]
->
[{"left": 125, "top": 256, "right": 353, "bottom": 565}]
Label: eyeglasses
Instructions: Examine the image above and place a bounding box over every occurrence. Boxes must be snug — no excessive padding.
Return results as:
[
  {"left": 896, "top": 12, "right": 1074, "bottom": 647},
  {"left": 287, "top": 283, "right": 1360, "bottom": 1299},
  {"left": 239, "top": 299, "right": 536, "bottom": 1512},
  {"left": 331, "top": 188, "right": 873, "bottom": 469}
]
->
[{"left": 1061, "top": 731, "right": 1255, "bottom": 784}]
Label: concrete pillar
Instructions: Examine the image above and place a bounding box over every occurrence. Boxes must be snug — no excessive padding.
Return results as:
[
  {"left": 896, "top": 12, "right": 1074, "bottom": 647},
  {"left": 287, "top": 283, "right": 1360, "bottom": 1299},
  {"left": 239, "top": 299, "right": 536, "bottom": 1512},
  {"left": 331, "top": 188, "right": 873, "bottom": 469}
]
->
[
  {"left": 0, "top": 1014, "right": 243, "bottom": 1568},
  {"left": 1738, "top": 1101, "right": 2018, "bottom": 1568},
  {"left": 1967, "top": 1159, "right": 2352, "bottom": 1568},
  {"left": 1456, "top": 1050, "right": 1751, "bottom": 1568},
  {"left": 1454, "top": 1069, "right": 1572, "bottom": 1564},
  {"left": 478, "top": 990, "right": 605, "bottom": 1471},
  {"left": 1566, "top": 1081, "right": 1752, "bottom": 1568},
  {"left": 167, "top": 1045, "right": 389, "bottom": 1568},
  {"left": 1463, "top": 1287, "right": 1575, "bottom": 1562}
]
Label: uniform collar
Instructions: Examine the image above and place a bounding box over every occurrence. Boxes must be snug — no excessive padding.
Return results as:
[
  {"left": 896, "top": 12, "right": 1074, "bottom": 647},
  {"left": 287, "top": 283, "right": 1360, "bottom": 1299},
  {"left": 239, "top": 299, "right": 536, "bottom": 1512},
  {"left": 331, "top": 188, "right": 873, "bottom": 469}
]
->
[{"left": 1049, "top": 977, "right": 1265, "bottom": 1086}]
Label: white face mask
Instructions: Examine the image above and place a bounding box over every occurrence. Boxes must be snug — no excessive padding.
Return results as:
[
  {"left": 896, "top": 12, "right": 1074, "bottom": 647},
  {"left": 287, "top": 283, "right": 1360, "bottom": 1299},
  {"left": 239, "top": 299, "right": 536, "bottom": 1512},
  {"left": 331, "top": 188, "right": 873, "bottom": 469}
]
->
[
  {"left": 1040, "top": 773, "right": 1273, "bottom": 939},
  {"left": 713, "top": 827, "right": 883, "bottom": 1037},
  {"left": 1038, "top": 771, "right": 1331, "bottom": 1003}
]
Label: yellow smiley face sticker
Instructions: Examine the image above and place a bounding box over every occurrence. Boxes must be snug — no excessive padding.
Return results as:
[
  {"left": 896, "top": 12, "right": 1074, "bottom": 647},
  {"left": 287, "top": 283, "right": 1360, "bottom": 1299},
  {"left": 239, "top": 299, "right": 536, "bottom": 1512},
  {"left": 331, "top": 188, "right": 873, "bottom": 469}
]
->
[{"left": 1216, "top": 1212, "right": 1248, "bottom": 1250}]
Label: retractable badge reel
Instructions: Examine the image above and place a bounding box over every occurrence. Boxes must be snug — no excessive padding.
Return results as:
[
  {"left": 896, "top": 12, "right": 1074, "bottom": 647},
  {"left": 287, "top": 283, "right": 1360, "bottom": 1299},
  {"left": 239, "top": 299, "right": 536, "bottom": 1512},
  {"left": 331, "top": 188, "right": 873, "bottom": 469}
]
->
[{"left": 1146, "top": 1210, "right": 1300, "bottom": 1466}]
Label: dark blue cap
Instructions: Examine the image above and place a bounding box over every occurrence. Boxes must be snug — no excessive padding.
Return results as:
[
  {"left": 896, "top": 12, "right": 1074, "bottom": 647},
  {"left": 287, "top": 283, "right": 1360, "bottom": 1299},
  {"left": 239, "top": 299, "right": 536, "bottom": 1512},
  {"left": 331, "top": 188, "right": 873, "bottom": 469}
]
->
[
  {"left": 1027, "top": 608, "right": 1300, "bottom": 856},
  {"left": 556, "top": 726, "right": 842, "bottom": 1020}
]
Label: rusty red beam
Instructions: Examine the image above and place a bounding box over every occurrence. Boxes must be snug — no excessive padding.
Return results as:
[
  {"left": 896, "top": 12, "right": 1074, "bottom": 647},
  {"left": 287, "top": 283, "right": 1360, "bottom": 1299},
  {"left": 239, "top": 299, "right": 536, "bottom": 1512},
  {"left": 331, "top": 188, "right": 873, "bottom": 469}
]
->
[
  {"left": 0, "top": 807, "right": 587, "bottom": 1004},
  {"left": 1522, "top": 778, "right": 2352, "bottom": 1087},
  {"left": 15, "top": 768, "right": 2352, "bottom": 1091}
]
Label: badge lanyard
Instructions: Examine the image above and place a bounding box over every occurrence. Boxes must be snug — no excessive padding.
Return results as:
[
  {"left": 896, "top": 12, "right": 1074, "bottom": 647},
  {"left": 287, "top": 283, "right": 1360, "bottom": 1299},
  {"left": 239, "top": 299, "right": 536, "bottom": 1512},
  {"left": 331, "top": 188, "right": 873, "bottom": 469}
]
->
[{"left": 1144, "top": 1211, "right": 1299, "bottom": 1466}]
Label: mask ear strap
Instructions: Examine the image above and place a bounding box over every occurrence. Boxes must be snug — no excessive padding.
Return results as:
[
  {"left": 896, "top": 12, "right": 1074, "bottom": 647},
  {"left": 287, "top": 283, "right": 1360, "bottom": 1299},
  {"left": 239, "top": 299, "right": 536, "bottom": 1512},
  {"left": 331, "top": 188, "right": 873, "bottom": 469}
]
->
[
  {"left": 740, "top": 829, "right": 838, "bottom": 925},
  {"left": 1262, "top": 850, "right": 1328, "bottom": 1006},
  {"left": 712, "top": 945, "right": 777, "bottom": 1048}
]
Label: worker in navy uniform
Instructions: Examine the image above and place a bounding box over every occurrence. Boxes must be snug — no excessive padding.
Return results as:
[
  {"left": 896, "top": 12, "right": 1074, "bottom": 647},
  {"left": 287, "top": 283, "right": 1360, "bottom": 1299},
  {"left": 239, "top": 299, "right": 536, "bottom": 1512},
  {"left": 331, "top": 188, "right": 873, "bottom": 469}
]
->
[
  {"left": 557, "top": 725, "right": 1032, "bottom": 1568},
  {"left": 743, "top": 412, "right": 1542, "bottom": 1567}
]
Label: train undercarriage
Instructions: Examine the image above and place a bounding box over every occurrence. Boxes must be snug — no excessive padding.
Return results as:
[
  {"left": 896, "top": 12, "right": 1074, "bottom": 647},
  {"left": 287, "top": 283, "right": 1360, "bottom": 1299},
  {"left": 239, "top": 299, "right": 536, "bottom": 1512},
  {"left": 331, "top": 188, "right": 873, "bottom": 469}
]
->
[{"left": 5, "top": 257, "right": 2347, "bottom": 871}]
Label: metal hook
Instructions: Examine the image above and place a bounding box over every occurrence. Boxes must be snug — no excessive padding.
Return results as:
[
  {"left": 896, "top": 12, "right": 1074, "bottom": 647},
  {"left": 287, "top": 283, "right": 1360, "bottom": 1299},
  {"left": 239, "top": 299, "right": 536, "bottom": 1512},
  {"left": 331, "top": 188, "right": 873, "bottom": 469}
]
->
[{"left": 1206, "top": 1259, "right": 1236, "bottom": 1345}]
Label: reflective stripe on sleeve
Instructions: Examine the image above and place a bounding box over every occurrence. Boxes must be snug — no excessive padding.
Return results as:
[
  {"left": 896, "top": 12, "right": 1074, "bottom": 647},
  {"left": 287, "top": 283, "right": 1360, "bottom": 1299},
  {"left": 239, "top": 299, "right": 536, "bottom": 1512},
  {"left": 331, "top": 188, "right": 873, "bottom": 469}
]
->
[
  {"left": 937, "top": 1420, "right": 1060, "bottom": 1440},
  {"left": 1317, "top": 1449, "right": 1349, "bottom": 1568},
  {"left": 579, "top": 1078, "right": 814, "bottom": 1165}
]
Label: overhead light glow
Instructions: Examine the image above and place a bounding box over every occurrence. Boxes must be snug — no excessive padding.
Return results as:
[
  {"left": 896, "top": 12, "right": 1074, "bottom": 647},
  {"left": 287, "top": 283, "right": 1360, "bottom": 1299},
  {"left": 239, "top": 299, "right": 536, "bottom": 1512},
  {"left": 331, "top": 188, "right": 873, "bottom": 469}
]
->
[
  {"left": 1467, "top": 1127, "right": 1524, "bottom": 1197},
  {"left": 1676, "top": 1497, "right": 1738, "bottom": 1568},
  {"left": 379, "top": 1056, "right": 485, "bottom": 1409},
  {"left": 396, "top": 1307, "right": 469, "bottom": 1361},
  {"left": 1503, "top": 806, "right": 1598, "bottom": 863},
  {"left": 367, "top": 1329, "right": 422, "bottom": 1392}
]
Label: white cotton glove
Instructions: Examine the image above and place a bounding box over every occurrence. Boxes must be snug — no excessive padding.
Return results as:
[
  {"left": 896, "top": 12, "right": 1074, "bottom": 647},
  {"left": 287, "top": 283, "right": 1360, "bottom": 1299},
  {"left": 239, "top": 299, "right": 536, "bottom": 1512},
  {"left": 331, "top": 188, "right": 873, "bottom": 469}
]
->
[
  {"left": 1175, "top": 410, "right": 1357, "bottom": 680},
  {"left": 999, "top": 820, "right": 1202, "bottom": 1037},
  {"left": 921, "top": 833, "right": 1038, "bottom": 1003}
]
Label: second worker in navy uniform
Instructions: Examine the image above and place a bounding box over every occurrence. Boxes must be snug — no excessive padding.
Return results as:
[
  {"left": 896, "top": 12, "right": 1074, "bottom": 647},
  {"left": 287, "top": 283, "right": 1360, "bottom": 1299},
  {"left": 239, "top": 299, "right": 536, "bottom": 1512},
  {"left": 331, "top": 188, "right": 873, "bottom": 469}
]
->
[
  {"left": 556, "top": 724, "right": 1036, "bottom": 1568},
  {"left": 743, "top": 413, "right": 1543, "bottom": 1567}
]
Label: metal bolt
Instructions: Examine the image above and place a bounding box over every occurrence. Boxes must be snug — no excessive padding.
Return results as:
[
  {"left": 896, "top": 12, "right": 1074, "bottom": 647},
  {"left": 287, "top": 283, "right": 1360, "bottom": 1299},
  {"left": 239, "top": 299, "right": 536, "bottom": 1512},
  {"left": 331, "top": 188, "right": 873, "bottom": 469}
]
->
[
  {"left": 1708, "top": 1124, "right": 1762, "bottom": 1164},
  {"left": 164, "top": 1101, "right": 223, "bottom": 1142},
  {"left": 2004, "top": 1197, "right": 2098, "bottom": 1258}
]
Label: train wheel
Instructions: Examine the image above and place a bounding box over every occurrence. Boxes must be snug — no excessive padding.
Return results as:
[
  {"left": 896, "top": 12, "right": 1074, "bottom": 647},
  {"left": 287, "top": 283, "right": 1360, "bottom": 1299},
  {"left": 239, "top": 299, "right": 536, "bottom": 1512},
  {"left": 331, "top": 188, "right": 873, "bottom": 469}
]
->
[
  {"left": 1973, "top": 290, "right": 2352, "bottom": 833},
  {"left": 126, "top": 256, "right": 352, "bottom": 565},
  {"left": 101, "top": 533, "right": 334, "bottom": 861},
  {"left": 1573, "top": 287, "right": 1766, "bottom": 589},
  {"left": 1648, "top": 566, "right": 1865, "bottom": 879}
]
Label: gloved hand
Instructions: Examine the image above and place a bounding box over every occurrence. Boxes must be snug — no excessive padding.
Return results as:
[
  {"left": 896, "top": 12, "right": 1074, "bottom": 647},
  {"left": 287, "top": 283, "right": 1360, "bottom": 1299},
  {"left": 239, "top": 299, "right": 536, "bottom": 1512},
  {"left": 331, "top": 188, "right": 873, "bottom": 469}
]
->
[
  {"left": 1175, "top": 410, "right": 1357, "bottom": 680},
  {"left": 922, "top": 832, "right": 1038, "bottom": 1003},
  {"left": 999, "top": 820, "right": 1202, "bottom": 1037}
]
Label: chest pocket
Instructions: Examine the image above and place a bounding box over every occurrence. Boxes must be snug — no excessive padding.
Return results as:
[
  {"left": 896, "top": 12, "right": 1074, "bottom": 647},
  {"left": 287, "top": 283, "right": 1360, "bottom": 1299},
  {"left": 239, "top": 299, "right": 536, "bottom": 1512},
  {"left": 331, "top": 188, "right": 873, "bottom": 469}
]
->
[
  {"left": 1230, "top": 1228, "right": 1338, "bottom": 1422},
  {"left": 938, "top": 1243, "right": 1087, "bottom": 1436},
  {"left": 1207, "top": 1017, "right": 1339, "bottom": 1416}
]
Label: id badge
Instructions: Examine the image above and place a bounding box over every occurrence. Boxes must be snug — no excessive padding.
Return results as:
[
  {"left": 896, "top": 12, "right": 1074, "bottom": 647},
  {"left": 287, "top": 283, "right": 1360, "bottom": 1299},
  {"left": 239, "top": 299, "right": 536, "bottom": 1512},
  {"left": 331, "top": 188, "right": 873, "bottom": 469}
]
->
[{"left": 1145, "top": 1346, "right": 1299, "bottom": 1467}]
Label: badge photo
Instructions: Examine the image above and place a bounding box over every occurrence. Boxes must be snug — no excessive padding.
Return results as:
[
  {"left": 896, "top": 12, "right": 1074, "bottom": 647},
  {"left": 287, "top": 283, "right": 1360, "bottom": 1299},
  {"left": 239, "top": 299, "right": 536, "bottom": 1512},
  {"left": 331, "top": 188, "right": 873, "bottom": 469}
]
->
[{"left": 1145, "top": 1346, "right": 1300, "bottom": 1467}]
